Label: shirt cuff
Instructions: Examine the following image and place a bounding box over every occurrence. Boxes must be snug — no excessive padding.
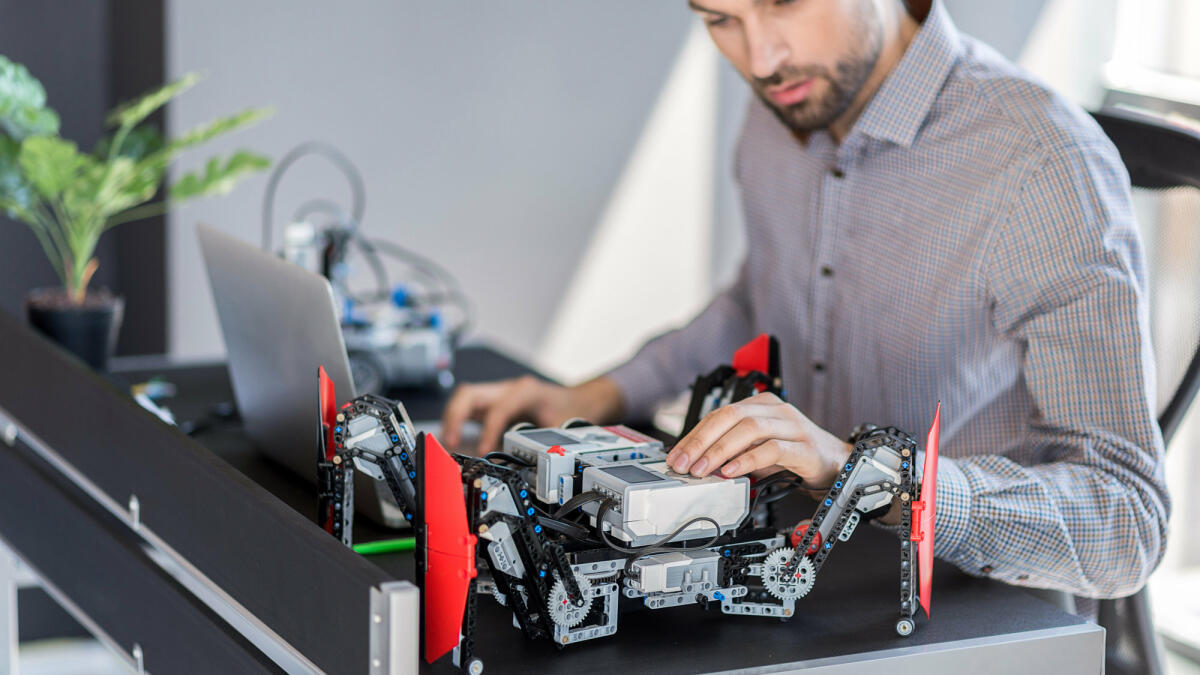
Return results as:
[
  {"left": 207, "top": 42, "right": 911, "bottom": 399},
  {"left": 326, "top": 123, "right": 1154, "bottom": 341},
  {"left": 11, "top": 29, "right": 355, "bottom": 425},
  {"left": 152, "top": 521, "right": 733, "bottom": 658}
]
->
[
  {"left": 932, "top": 455, "right": 974, "bottom": 564},
  {"left": 866, "top": 455, "right": 975, "bottom": 567}
]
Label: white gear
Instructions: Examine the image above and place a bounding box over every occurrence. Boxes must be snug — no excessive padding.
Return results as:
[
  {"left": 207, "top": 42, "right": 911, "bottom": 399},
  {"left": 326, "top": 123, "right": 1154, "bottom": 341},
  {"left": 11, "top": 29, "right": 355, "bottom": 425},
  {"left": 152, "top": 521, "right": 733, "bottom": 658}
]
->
[
  {"left": 547, "top": 572, "right": 594, "bottom": 629},
  {"left": 490, "top": 582, "right": 507, "bottom": 606},
  {"left": 762, "top": 548, "right": 815, "bottom": 600}
]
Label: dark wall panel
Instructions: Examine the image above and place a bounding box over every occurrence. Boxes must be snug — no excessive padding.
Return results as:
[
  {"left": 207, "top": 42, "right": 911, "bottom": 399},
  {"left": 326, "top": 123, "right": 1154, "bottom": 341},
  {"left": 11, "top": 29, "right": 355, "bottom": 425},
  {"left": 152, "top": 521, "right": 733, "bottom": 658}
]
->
[
  {"left": 0, "top": 0, "right": 166, "bottom": 354},
  {"left": 109, "top": 0, "right": 168, "bottom": 355},
  {"left": 0, "top": 1, "right": 116, "bottom": 317}
]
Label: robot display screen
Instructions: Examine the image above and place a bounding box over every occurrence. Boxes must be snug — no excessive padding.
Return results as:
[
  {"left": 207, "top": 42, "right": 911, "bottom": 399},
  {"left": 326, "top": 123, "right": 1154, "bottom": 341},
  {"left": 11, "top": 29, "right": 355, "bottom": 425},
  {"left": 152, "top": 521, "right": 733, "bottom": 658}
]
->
[
  {"left": 600, "top": 465, "right": 665, "bottom": 484},
  {"left": 522, "top": 429, "right": 582, "bottom": 446}
]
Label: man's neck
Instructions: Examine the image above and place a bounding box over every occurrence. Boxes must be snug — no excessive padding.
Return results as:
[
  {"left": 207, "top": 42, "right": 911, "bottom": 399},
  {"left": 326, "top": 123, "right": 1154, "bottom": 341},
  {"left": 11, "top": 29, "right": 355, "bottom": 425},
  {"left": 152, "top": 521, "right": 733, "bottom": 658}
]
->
[{"left": 828, "top": 4, "right": 921, "bottom": 144}]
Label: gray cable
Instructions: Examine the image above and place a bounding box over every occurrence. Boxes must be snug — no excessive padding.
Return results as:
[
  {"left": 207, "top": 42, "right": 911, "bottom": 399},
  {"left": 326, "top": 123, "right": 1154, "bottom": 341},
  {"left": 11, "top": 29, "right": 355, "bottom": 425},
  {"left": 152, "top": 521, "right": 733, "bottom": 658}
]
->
[{"left": 261, "top": 141, "right": 366, "bottom": 252}]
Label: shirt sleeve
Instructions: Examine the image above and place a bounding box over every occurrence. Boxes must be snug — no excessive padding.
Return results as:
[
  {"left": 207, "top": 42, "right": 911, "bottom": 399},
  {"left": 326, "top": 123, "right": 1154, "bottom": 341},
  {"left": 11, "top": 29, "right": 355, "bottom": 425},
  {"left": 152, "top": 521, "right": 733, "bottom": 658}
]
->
[
  {"left": 604, "top": 255, "right": 756, "bottom": 422},
  {"left": 926, "top": 140, "right": 1171, "bottom": 598}
]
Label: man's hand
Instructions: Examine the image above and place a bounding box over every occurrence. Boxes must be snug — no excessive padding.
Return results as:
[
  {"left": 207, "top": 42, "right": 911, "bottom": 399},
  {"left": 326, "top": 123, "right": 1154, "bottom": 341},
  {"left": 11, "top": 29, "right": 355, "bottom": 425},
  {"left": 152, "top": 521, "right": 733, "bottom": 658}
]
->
[
  {"left": 440, "top": 375, "right": 624, "bottom": 453},
  {"left": 665, "top": 392, "right": 852, "bottom": 488}
]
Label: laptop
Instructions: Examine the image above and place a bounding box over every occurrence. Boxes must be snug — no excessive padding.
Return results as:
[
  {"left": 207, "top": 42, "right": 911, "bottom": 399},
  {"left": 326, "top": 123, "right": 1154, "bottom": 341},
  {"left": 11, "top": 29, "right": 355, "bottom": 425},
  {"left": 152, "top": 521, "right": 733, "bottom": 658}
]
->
[{"left": 197, "top": 223, "right": 408, "bottom": 528}]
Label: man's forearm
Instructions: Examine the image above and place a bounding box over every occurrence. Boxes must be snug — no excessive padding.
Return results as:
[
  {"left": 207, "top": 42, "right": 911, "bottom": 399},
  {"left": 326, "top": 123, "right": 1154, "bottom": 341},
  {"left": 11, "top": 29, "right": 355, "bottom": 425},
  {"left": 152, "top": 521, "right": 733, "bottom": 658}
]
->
[
  {"left": 881, "top": 448, "right": 1168, "bottom": 598},
  {"left": 570, "top": 376, "right": 626, "bottom": 425}
]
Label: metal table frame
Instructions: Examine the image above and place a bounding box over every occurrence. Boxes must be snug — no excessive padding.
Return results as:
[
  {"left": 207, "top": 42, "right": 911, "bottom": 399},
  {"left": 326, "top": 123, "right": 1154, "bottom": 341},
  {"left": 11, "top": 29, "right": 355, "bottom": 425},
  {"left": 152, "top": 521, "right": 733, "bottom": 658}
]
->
[{"left": 0, "top": 311, "right": 1105, "bottom": 673}]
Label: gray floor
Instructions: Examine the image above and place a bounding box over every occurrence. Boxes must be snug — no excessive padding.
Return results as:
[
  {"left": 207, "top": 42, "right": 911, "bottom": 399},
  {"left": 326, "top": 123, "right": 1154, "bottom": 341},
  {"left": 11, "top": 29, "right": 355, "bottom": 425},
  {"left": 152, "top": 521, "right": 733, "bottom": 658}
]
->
[
  {"left": 16, "top": 637, "right": 1200, "bottom": 674},
  {"left": 19, "top": 639, "right": 125, "bottom": 675}
]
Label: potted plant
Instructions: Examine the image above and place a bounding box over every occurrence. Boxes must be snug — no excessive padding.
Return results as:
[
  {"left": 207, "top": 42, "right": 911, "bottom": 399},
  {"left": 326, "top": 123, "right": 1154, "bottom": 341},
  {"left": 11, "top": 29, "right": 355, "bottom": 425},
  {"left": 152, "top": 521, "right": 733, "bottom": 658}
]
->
[{"left": 0, "top": 55, "right": 271, "bottom": 370}]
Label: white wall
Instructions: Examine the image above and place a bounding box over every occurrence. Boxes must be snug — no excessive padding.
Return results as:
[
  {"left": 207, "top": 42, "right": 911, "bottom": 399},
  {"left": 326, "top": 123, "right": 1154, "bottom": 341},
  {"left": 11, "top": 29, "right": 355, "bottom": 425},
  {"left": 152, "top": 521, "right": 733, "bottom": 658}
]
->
[
  {"left": 537, "top": 25, "right": 720, "bottom": 382},
  {"left": 164, "top": 1, "right": 698, "bottom": 375},
  {"left": 164, "top": 1, "right": 1073, "bottom": 378},
  {"left": 1015, "top": 0, "right": 1119, "bottom": 108}
]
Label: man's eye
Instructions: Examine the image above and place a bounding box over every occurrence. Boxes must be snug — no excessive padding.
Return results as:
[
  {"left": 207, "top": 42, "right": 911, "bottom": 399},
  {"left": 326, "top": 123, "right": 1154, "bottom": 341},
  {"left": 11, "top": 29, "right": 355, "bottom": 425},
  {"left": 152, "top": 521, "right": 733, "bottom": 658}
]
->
[{"left": 706, "top": 14, "right": 730, "bottom": 27}]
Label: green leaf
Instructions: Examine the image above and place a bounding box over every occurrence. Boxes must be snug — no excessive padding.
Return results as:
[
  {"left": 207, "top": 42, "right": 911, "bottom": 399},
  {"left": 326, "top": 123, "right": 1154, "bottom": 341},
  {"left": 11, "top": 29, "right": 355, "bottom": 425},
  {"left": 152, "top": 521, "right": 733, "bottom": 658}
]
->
[
  {"left": 0, "top": 134, "right": 37, "bottom": 220},
  {"left": 63, "top": 156, "right": 150, "bottom": 226},
  {"left": 99, "top": 157, "right": 156, "bottom": 217},
  {"left": 106, "top": 71, "right": 201, "bottom": 131},
  {"left": 127, "top": 107, "right": 271, "bottom": 202},
  {"left": 0, "top": 55, "right": 60, "bottom": 141},
  {"left": 157, "top": 107, "right": 273, "bottom": 159},
  {"left": 168, "top": 150, "right": 270, "bottom": 201},
  {"left": 59, "top": 158, "right": 104, "bottom": 220},
  {"left": 94, "top": 125, "right": 164, "bottom": 161},
  {"left": 117, "top": 157, "right": 167, "bottom": 207},
  {"left": 18, "top": 135, "right": 85, "bottom": 200}
]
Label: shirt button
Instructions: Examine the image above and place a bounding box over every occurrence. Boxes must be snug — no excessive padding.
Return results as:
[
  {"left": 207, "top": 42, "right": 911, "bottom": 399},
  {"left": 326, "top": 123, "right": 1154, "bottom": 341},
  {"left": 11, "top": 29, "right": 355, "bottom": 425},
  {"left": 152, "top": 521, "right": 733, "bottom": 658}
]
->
[
  {"left": 831, "top": 168, "right": 845, "bottom": 179},
  {"left": 813, "top": 362, "right": 825, "bottom": 372},
  {"left": 980, "top": 565, "right": 994, "bottom": 574},
  {"left": 820, "top": 266, "right": 833, "bottom": 277}
]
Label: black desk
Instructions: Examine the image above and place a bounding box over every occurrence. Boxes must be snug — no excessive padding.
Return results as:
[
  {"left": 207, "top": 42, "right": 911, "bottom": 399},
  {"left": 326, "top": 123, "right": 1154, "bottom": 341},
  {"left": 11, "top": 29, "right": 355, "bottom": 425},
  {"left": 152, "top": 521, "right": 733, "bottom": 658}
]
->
[
  {"left": 110, "top": 348, "right": 1104, "bottom": 674},
  {"left": 112, "top": 347, "right": 537, "bottom": 545}
]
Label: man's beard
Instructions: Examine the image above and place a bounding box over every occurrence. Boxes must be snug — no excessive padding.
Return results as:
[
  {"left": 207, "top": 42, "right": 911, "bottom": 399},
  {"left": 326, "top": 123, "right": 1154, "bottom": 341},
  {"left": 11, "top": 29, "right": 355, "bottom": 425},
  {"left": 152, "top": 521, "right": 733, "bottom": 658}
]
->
[{"left": 753, "top": 18, "right": 884, "bottom": 134}]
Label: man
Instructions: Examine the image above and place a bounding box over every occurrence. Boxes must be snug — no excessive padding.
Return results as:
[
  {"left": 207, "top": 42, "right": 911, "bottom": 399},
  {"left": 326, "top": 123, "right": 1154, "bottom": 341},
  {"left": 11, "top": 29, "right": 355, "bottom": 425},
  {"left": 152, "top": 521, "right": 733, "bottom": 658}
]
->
[{"left": 441, "top": 0, "right": 1169, "bottom": 606}]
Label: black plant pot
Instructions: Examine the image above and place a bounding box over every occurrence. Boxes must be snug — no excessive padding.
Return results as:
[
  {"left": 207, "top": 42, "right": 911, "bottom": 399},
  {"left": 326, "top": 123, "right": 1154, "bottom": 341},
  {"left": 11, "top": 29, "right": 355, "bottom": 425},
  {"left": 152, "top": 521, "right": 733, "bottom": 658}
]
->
[{"left": 26, "top": 289, "right": 124, "bottom": 371}]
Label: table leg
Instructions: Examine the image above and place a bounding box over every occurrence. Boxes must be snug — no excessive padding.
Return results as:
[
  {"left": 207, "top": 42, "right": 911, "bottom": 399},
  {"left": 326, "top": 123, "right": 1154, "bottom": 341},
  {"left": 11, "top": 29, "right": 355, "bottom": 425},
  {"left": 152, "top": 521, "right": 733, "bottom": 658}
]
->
[{"left": 0, "top": 540, "right": 18, "bottom": 675}]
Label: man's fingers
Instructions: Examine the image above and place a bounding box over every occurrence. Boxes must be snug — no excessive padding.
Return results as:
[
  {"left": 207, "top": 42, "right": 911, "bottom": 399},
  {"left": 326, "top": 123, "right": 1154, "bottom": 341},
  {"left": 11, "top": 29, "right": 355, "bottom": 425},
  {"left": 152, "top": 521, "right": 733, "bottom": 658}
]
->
[
  {"left": 718, "top": 440, "right": 789, "bottom": 478},
  {"left": 668, "top": 402, "right": 777, "bottom": 472},
  {"left": 441, "top": 381, "right": 511, "bottom": 449},
  {"left": 688, "top": 416, "right": 787, "bottom": 477},
  {"left": 478, "top": 402, "right": 520, "bottom": 455},
  {"left": 441, "top": 384, "right": 492, "bottom": 449},
  {"left": 476, "top": 379, "right": 540, "bottom": 454},
  {"left": 723, "top": 439, "right": 826, "bottom": 482},
  {"left": 440, "top": 387, "right": 473, "bottom": 449}
]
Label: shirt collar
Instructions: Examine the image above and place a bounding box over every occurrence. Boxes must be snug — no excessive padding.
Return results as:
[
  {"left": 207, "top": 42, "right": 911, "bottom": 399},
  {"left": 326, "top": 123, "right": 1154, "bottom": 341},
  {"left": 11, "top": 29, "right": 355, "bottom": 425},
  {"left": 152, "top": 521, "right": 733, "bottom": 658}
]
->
[{"left": 851, "top": 0, "right": 963, "bottom": 148}]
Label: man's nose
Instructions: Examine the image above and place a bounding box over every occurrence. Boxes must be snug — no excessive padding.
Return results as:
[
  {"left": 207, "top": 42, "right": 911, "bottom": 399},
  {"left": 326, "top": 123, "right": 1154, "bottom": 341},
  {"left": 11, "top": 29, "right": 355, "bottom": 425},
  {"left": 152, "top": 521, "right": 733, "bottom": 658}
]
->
[{"left": 745, "top": 20, "right": 788, "bottom": 80}]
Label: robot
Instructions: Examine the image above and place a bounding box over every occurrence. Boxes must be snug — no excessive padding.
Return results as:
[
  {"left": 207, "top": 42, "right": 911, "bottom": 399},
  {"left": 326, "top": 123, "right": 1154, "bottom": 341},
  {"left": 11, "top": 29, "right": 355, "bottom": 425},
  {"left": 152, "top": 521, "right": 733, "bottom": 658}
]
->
[
  {"left": 266, "top": 142, "right": 465, "bottom": 393},
  {"left": 341, "top": 306, "right": 456, "bottom": 392},
  {"left": 316, "top": 335, "right": 941, "bottom": 673}
]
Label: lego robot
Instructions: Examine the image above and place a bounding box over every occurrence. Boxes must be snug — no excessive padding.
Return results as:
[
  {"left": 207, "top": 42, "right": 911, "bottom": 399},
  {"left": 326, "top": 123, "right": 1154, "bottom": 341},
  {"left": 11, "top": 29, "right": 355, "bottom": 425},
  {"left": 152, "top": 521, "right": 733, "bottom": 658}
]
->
[
  {"left": 316, "top": 335, "right": 941, "bottom": 673},
  {"left": 267, "top": 142, "right": 465, "bottom": 393}
]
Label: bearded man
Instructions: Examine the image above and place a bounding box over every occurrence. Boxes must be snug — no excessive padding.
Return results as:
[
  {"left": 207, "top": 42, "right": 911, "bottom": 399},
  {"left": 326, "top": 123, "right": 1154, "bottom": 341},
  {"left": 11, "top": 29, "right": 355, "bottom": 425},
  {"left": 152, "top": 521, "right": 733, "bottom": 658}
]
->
[{"left": 442, "top": 0, "right": 1170, "bottom": 613}]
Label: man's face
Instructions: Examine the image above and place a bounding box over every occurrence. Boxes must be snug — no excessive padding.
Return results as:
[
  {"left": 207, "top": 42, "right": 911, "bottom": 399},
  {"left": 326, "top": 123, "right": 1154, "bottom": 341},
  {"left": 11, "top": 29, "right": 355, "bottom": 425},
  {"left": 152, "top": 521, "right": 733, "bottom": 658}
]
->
[{"left": 691, "top": 0, "right": 885, "bottom": 134}]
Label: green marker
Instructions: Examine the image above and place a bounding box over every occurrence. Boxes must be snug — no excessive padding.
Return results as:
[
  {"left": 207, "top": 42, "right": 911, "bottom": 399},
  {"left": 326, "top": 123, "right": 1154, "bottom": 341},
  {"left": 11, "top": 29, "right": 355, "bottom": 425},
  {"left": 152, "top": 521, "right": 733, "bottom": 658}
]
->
[{"left": 353, "top": 537, "right": 416, "bottom": 556}]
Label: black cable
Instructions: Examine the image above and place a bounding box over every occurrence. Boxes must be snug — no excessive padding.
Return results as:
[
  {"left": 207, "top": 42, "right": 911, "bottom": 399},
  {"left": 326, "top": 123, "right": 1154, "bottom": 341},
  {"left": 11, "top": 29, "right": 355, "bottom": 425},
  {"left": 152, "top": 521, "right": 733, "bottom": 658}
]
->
[
  {"left": 749, "top": 483, "right": 801, "bottom": 512},
  {"left": 744, "top": 471, "right": 830, "bottom": 525},
  {"left": 482, "top": 452, "right": 534, "bottom": 467},
  {"left": 262, "top": 141, "right": 366, "bottom": 253},
  {"left": 754, "top": 488, "right": 803, "bottom": 509},
  {"left": 536, "top": 515, "right": 597, "bottom": 541},
  {"left": 552, "top": 490, "right": 606, "bottom": 519},
  {"left": 291, "top": 200, "right": 393, "bottom": 306},
  {"left": 527, "top": 502, "right": 604, "bottom": 545},
  {"left": 595, "top": 499, "right": 723, "bottom": 574}
]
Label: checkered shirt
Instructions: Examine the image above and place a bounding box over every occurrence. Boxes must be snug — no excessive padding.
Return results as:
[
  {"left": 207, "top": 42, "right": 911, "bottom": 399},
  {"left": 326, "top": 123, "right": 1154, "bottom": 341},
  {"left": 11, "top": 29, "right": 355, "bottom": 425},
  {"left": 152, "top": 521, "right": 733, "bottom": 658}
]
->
[{"left": 607, "top": 0, "right": 1169, "bottom": 600}]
